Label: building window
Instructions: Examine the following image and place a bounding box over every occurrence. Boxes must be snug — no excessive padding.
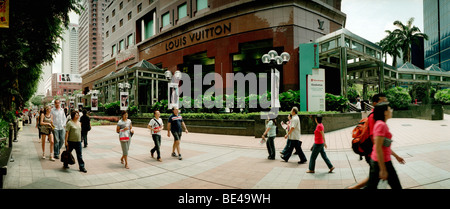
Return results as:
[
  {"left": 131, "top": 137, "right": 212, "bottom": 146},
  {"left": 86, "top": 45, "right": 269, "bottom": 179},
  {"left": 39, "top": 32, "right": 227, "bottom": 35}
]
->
[
  {"left": 106, "top": 16, "right": 109, "bottom": 23},
  {"left": 120, "top": 19, "right": 123, "bottom": 27},
  {"left": 119, "top": 40, "right": 125, "bottom": 51},
  {"left": 112, "top": 9, "right": 115, "bottom": 17},
  {"left": 128, "top": 34, "right": 134, "bottom": 47},
  {"left": 112, "top": 25, "right": 115, "bottom": 33},
  {"left": 128, "top": 11, "right": 132, "bottom": 20},
  {"left": 112, "top": 45, "right": 116, "bottom": 55},
  {"left": 137, "top": 3, "right": 142, "bottom": 13},
  {"left": 162, "top": 12, "right": 170, "bottom": 27},
  {"left": 119, "top": 1, "right": 123, "bottom": 10},
  {"left": 145, "top": 19, "right": 154, "bottom": 39},
  {"left": 178, "top": 3, "right": 187, "bottom": 19},
  {"left": 197, "top": 0, "right": 208, "bottom": 11},
  {"left": 106, "top": 31, "right": 109, "bottom": 38}
]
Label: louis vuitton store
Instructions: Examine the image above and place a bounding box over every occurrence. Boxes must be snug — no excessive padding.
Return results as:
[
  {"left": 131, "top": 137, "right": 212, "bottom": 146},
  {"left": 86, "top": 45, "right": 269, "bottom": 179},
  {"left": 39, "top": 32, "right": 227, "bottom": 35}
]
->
[{"left": 82, "top": 0, "right": 346, "bottom": 112}]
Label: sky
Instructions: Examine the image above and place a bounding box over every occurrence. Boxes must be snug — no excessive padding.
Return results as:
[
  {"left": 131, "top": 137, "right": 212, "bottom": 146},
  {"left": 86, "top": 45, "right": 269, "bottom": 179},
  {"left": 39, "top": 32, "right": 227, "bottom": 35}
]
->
[
  {"left": 342, "top": 0, "right": 424, "bottom": 44},
  {"left": 51, "top": 1, "right": 424, "bottom": 73}
]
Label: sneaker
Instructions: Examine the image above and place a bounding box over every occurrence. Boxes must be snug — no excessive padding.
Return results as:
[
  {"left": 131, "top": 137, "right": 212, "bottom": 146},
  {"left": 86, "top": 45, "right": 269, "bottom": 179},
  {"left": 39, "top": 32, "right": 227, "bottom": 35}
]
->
[
  {"left": 80, "top": 167, "right": 87, "bottom": 173},
  {"left": 50, "top": 156, "right": 55, "bottom": 161},
  {"left": 178, "top": 155, "right": 182, "bottom": 160},
  {"left": 42, "top": 153, "right": 46, "bottom": 159},
  {"left": 172, "top": 152, "right": 178, "bottom": 157}
]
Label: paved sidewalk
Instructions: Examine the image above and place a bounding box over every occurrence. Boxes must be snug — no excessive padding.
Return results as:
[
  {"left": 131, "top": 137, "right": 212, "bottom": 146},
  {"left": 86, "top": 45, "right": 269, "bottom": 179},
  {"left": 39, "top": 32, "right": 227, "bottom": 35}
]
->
[{"left": 3, "top": 114, "right": 450, "bottom": 189}]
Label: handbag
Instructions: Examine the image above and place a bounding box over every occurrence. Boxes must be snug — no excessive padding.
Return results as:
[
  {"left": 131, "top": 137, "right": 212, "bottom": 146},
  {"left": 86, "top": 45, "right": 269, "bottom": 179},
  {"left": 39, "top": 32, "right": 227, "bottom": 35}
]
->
[
  {"left": 61, "top": 149, "right": 75, "bottom": 165},
  {"left": 39, "top": 125, "right": 51, "bottom": 135},
  {"left": 119, "top": 129, "right": 130, "bottom": 141}
]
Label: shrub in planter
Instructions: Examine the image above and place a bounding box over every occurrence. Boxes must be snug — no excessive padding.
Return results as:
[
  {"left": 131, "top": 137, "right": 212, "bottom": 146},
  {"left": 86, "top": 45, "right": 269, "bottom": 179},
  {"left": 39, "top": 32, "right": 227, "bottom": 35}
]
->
[
  {"left": 104, "top": 101, "right": 120, "bottom": 115},
  {"left": 434, "top": 89, "right": 450, "bottom": 104},
  {"left": 385, "top": 87, "right": 411, "bottom": 110},
  {"left": 325, "top": 93, "right": 349, "bottom": 112}
]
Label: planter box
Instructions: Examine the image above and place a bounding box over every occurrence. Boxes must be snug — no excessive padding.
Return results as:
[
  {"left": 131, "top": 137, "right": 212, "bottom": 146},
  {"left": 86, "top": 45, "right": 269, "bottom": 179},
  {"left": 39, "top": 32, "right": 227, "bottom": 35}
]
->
[
  {"left": 129, "top": 112, "right": 362, "bottom": 138},
  {"left": 129, "top": 117, "right": 255, "bottom": 136},
  {"left": 393, "top": 104, "right": 444, "bottom": 120},
  {"left": 0, "top": 137, "right": 12, "bottom": 189},
  {"left": 253, "top": 113, "right": 362, "bottom": 138}
]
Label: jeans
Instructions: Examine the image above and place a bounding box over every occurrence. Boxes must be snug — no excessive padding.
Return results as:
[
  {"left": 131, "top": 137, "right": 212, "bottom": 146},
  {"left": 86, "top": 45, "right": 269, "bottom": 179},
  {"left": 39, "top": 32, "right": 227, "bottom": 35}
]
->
[
  {"left": 64, "top": 141, "right": 85, "bottom": 170},
  {"left": 281, "top": 139, "right": 290, "bottom": 154},
  {"left": 53, "top": 129, "right": 65, "bottom": 157},
  {"left": 81, "top": 131, "right": 88, "bottom": 147},
  {"left": 282, "top": 140, "right": 307, "bottom": 162},
  {"left": 266, "top": 136, "right": 275, "bottom": 159},
  {"left": 366, "top": 160, "right": 402, "bottom": 189},
  {"left": 308, "top": 144, "right": 333, "bottom": 171},
  {"left": 151, "top": 134, "right": 161, "bottom": 159}
]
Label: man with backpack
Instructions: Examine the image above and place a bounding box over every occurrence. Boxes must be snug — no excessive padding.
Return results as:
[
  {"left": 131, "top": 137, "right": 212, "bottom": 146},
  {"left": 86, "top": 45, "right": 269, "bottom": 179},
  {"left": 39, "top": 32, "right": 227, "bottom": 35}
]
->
[{"left": 348, "top": 93, "right": 387, "bottom": 189}]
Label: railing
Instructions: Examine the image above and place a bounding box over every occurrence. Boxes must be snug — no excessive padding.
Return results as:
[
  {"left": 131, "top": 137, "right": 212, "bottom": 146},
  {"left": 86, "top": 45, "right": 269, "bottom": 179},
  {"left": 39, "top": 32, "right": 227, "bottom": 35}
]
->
[{"left": 363, "top": 102, "right": 374, "bottom": 112}]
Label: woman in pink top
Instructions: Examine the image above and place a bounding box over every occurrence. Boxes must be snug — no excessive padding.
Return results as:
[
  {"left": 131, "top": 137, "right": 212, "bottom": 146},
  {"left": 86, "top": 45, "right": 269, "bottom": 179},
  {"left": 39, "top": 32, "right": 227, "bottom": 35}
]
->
[
  {"left": 366, "top": 102, "right": 405, "bottom": 189},
  {"left": 306, "top": 115, "right": 334, "bottom": 174}
]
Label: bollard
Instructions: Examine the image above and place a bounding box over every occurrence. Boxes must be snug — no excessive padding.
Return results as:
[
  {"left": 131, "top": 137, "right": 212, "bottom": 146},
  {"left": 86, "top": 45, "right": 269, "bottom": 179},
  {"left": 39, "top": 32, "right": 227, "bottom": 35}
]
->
[
  {"left": 13, "top": 119, "right": 18, "bottom": 142},
  {"left": 8, "top": 123, "right": 13, "bottom": 148}
]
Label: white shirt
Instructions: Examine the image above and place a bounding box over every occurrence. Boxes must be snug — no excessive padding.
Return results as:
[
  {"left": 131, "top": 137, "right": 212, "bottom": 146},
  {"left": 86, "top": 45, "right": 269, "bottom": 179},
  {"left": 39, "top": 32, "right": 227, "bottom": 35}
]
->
[
  {"left": 148, "top": 118, "right": 164, "bottom": 135},
  {"left": 288, "top": 115, "right": 301, "bottom": 140},
  {"left": 51, "top": 107, "right": 66, "bottom": 130}
]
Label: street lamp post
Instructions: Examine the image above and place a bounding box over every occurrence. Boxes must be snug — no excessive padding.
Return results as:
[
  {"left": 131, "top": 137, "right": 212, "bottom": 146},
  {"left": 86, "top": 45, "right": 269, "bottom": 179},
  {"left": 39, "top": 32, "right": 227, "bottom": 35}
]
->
[{"left": 261, "top": 50, "right": 290, "bottom": 110}]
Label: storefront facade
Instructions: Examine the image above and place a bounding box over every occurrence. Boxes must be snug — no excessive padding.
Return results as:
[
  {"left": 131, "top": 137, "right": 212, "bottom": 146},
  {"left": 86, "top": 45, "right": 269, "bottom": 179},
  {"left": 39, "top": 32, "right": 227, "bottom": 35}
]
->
[{"left": 83, "top": 0, "right": 346, "bottom": 111}]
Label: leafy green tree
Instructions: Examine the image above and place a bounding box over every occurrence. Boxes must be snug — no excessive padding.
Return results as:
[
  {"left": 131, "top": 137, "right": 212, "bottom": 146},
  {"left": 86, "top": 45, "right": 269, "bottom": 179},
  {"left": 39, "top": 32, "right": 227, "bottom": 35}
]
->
[
  {"left": 0, "top": 0, "right": 82, "bottom": 118},
  {"left": 434, "top": 89, "right": 450, "bottom": 104},
  {"left": 385, "top": 87, "right": 411, "bottom": 110}
]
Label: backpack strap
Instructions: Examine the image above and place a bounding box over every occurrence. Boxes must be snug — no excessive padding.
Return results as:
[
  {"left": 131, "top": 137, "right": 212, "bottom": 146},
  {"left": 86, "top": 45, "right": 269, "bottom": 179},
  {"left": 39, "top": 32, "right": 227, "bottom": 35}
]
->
[{"left": 152, "top": 118, "right": 161, "bottom": 127}]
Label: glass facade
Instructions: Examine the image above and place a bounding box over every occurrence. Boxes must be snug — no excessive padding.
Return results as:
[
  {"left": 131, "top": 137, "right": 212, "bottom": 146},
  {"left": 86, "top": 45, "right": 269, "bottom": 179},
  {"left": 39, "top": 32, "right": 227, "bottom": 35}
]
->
[{"left": 424, "top": 0, "right": 450, "bottom": 71}]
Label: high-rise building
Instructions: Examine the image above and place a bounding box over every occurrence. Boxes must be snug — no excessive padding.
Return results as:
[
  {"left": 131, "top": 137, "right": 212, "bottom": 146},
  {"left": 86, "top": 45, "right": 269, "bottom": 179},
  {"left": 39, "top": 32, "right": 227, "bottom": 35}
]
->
[
  {"left": 424, "top": 0, "right": 450, "bottom": 71},
  {"left": 78, "top": 0, "right": 106, "bottom": 76},
  {"left": 62, "top": 23, "right": 79, "bottom": 74}
]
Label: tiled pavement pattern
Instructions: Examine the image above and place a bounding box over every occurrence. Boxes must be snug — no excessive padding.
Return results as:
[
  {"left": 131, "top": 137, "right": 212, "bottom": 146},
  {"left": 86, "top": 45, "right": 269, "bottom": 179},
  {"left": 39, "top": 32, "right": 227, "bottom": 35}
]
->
[{"left": 3, "top": 114, "right": 450, "bottom": 189}]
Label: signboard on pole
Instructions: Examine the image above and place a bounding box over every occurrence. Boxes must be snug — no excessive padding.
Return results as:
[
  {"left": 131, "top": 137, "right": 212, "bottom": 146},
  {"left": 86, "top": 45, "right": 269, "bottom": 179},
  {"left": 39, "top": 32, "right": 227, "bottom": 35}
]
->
[
  {"left": 91, "top": 95, "right": 98, "bottom": 111},
  {"left": 120, "top": 92, "right": 129, "bottom": 111},
  {"left": 307, "top": 68, "right": 325, "bottom": 112},
  {"left": 168, "top": 83, "right": 179, "bottom": 109},
  {"left": 271, "top": 68, "right": 281, "bottom": 108},
  {"left": 0, "top": 0, "right": 9, "bottom": 28}
]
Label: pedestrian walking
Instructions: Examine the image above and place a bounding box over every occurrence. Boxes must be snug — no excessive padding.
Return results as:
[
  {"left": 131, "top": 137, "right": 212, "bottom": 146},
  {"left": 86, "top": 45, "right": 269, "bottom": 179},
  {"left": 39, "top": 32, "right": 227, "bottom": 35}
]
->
[
  {"left": 280, "top": 114, "right": 291, "bottom": 155},
  {"left": 39, "top": 106, "right": 55, "bottom": 160},
  {"left": 79, "top": 109, "right": 91, "bottom": 148},
  {"left": 306, "top": 115, "right": 334, "bottom": 173},
  {"left": 51, "top": 99, "right": 67, "bottom": 159},
  {"left": 281, "top": 107, "right": 307, "bottom": 164},
  {"left": 262, "top": 114, "right": 277, "bottom": 160},
  {"left": 64, "top": 110, "right": 87, "bottom": 173},
  {"left": 148, "top": 110, "right": 164, "bottom": 162},
  {"left": 348, "top": 93, "right": 387, "bottom": 189},
  {"left": 36, "top": 108, "right": 44, "bottom": 143},
  {"left": 116, "top": 111, "right": 133, "bottom": 169},
  {"left": 366, "top": 102, "right": 405, "bottom": 189},
  {"left": 167, "top": 107, "right": 188, "bottom": 160}
]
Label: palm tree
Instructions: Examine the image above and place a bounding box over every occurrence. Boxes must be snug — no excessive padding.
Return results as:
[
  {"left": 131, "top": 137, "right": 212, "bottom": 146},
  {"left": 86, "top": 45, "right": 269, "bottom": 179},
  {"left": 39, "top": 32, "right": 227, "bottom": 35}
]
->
[
  {"left": 378, "top": 30, "right": 401, "bottom": 68},
  {"left": 392, "top": 17, "right": 428, "bottom": 64}
]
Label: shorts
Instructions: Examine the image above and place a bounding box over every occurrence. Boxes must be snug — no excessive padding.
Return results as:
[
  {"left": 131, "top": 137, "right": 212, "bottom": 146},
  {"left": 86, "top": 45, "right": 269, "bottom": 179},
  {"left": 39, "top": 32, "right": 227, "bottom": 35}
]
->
[{"left": 171, "top": 131, "right": 182, "bottom": 141}]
